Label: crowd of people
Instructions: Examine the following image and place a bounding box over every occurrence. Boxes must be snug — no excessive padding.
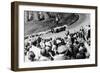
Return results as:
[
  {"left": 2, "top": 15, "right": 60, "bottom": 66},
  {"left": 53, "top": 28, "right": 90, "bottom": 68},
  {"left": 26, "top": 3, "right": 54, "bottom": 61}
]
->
[{"left": 24, "top": 25, "right": 90, "bottom": 62}]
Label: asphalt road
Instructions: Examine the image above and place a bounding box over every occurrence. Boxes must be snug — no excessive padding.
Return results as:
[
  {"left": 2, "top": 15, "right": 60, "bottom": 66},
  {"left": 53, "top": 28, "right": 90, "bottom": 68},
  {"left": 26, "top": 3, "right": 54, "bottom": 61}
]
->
[{"left": 24, "top": 13, "right": 90, "bottom": 36}]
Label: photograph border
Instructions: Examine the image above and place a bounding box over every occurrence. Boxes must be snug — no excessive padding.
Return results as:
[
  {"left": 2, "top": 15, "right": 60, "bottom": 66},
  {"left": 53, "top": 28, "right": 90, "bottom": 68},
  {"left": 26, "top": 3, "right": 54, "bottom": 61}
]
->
[{"left": 11, "top": 1, "right": 98, "bottom": 71}]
